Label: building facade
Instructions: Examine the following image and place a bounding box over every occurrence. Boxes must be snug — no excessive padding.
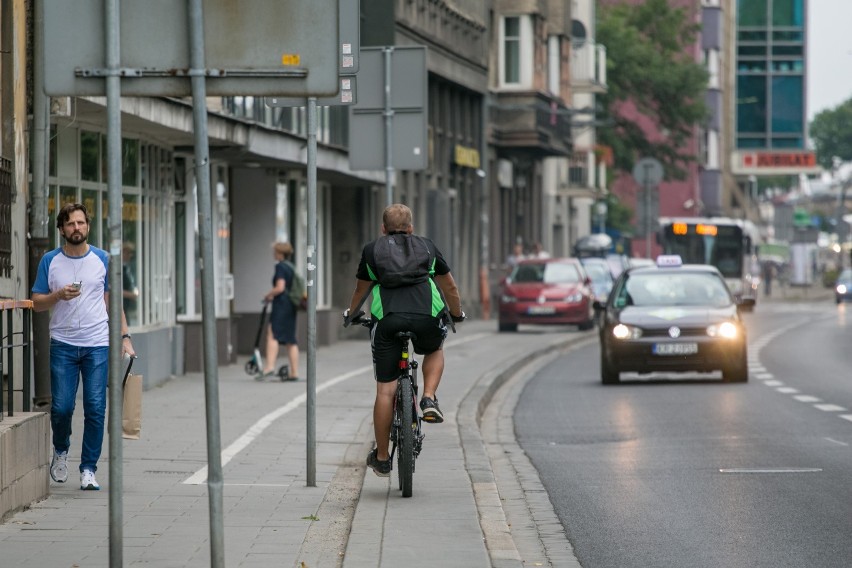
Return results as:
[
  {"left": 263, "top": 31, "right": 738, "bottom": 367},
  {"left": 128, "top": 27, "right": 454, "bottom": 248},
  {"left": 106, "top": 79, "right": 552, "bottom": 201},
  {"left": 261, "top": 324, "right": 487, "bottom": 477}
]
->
[{"left": 6, "top": 1, "right": 602, "bottom": 394}]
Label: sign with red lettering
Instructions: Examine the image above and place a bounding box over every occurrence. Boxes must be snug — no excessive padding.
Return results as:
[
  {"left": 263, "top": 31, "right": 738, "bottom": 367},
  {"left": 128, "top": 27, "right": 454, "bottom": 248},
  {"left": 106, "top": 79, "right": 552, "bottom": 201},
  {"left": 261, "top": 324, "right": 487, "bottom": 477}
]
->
[{"left": 732, "top": 151, "right": 821, "bottom": 175}]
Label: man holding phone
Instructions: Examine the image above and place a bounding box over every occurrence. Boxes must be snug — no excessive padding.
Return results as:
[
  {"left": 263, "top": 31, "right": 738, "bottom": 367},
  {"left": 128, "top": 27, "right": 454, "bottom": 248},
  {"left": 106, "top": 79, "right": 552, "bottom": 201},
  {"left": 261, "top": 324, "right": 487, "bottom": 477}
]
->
[{"left": 31, "top": 203, "right": 135, "bottom": 491}]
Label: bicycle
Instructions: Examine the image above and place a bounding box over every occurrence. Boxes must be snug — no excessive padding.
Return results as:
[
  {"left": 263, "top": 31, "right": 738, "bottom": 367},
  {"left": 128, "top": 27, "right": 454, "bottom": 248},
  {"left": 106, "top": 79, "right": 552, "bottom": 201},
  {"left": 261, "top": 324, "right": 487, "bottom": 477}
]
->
[{"left": 345, "top": 311, "right": 424, "bottom": 498}]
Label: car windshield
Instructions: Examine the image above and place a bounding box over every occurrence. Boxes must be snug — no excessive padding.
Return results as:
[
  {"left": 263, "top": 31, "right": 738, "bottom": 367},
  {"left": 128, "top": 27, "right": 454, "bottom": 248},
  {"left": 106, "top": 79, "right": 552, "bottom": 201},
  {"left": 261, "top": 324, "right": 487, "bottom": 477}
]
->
[
  {"left": 840, "top": 269, "right": 852, "bottom": 281},
  {"left": 581, "top": 261, "right": 611, "bottom": 283},
  {"left": 614, "top": 271, "right": 732, "bottom": 307},
  {"left": 512, "top": 262, "right": 582, "bottom": 284}
]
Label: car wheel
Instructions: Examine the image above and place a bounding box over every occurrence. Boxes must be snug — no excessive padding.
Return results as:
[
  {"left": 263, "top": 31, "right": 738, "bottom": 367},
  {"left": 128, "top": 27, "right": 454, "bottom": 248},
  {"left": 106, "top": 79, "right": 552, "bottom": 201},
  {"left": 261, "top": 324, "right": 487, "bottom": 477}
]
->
[
  {"left": 600, "top": 343, "right": 620, "bottom": 384},
  {"left": 498, "top": 321, "right": 518, "bottom": 332},
  {"left": 578, "top": 304, "right": 595, "bottom": 331},
  {"left": 722, "top": 349, "right": 748, "bottom": 383}
]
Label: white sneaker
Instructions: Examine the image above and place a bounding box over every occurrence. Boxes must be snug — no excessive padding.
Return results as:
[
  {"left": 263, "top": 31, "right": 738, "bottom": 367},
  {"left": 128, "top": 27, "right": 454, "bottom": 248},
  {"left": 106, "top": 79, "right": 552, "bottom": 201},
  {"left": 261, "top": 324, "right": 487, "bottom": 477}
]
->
[
  {"left": 50, "top": 450, "right": 68, "bottom": 483},
  {"left": 80, "top": 469, "right": 100, "bottom": 490}
]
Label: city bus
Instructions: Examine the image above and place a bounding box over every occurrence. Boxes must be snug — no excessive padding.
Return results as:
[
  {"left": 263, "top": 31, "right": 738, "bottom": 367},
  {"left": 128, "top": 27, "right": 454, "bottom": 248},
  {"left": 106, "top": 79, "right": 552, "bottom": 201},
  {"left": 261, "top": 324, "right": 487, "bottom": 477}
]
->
[{"left": 658, "top": 217, "right": 761, "bottom": 307}]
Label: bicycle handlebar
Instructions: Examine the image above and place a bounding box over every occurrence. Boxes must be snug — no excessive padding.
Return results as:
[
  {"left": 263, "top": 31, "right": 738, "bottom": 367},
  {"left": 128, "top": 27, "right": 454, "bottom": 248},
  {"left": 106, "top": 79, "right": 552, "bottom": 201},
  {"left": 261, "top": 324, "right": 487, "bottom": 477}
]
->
[{"left": 343, "top": 309, "right": 372, "bottom": 328}]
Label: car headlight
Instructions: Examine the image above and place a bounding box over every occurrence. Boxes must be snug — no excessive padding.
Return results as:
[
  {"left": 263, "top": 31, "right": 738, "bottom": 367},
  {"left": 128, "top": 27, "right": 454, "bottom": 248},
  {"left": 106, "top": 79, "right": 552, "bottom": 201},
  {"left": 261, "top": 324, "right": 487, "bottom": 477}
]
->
[
  {"left": 501, "top": 294, "right": 516, "bottom": 303},
  {"left": 612, "top": 323, "right": 642, "bottom": 340},
  {"left": 564, "top": 292, "right": 584, "bottom": 303},
  {"left": 707, "top": 321, "right": 738, "bottom": 339},
  {"left": 838, "top": 284, "right": 848, "bottom": 294}
]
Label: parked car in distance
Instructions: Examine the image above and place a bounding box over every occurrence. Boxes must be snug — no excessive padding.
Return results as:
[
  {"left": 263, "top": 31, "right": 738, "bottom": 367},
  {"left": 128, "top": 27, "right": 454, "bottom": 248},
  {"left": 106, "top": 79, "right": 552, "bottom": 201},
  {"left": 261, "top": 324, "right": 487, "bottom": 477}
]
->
[
  {"left": 628, "top": 257, "right": 655, "bottom": 269},
  {"left": 579, "top": 257, "right": 614, "bottom": 304},
  {"left": 596, "top": 255, "right": 752, "bottom": 384},
  {"left": 836, "top": 268, "right": 852, "bottom": 304},
  {"left": 498, "top": 257, "right": 595, "bottom": 332}
]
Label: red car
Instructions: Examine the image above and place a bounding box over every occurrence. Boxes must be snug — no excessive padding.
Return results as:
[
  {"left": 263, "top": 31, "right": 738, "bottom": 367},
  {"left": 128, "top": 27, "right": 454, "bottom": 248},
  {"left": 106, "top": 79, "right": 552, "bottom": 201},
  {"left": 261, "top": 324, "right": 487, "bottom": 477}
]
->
[{"left": 498, "top": 258, "right": 596, "bottom": 332}]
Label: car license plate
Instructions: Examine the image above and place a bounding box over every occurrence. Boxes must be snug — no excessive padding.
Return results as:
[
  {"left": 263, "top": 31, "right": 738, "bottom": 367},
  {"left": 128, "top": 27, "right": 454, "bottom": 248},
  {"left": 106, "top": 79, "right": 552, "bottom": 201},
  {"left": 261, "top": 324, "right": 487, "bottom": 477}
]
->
[
  {"left": 527, "top": 305, "right": 556, "bottom": 315},
  {"left": 653, "top": 342, "right": 698, "bottom": 356}
]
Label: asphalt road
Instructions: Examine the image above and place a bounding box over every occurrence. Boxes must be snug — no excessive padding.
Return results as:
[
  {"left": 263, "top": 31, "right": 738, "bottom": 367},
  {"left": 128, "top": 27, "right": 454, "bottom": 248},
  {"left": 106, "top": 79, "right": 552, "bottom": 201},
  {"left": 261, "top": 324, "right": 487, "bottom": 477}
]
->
[{"left": 514, "top": 301, "right": 852, "bottom": 568}]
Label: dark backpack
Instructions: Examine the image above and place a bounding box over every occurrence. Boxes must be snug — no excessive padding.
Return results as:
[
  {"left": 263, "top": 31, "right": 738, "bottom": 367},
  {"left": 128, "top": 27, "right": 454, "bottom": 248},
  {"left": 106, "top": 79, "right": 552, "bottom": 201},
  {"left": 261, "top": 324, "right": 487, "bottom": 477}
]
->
[
  {"left": 283, "top": 261, "right": 307, "bottom": 310},
  {"left": 369, "top": 234, "right": 434, "bottom": 288}
]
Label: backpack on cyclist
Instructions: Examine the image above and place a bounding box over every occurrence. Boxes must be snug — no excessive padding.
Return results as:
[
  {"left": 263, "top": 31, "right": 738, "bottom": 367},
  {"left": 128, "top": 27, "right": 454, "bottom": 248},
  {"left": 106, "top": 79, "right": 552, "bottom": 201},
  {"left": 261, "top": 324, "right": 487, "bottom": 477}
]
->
[
  {"left": 283, "top": 261, "right": 307, "bottom": 310},
  {"left": 367, "top": 233, "right": 433, "bottom": 288}
]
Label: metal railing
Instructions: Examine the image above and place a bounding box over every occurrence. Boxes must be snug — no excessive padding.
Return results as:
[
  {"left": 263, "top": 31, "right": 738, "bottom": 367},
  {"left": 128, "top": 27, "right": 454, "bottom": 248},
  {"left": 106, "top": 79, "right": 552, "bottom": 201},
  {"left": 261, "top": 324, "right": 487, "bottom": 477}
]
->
[{"left": 1, "top": 300, "right": 33, "bottom": 420}]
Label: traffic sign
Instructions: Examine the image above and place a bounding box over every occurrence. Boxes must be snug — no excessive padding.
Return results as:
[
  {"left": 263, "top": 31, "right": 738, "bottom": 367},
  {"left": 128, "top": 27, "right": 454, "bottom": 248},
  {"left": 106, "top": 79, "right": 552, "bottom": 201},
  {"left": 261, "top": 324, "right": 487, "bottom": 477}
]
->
[
  {"left": 44, "top": 0, "right": 339, "bottom": 97},
  {"left": 632, "top": 157, "right": 664, "bottom": 187}
]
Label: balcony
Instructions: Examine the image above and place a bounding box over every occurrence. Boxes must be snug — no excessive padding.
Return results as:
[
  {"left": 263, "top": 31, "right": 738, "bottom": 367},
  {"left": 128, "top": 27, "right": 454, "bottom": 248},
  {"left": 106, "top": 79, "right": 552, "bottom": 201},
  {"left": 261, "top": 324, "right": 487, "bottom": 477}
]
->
[
  {"left": 489, "top": 91, "right": 572, "bottom": 157},
  {"left": 571, "top": 41, "right": 607, "bottom": 93}
]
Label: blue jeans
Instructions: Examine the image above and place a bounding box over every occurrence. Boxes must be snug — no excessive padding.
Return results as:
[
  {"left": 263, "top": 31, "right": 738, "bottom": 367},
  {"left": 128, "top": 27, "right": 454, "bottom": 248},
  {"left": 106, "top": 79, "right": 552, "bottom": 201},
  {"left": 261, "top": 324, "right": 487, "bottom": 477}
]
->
[{"left": 50, "top": 339, "right": 109, "bottom": 473}]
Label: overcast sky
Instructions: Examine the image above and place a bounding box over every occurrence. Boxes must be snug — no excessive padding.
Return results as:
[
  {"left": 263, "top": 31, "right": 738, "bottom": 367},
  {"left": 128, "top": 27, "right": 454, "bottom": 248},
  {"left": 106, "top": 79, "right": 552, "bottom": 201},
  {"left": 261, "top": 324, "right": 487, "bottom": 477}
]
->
[{"left": 807, "top": 0, "right": 852, "bottom": 119}]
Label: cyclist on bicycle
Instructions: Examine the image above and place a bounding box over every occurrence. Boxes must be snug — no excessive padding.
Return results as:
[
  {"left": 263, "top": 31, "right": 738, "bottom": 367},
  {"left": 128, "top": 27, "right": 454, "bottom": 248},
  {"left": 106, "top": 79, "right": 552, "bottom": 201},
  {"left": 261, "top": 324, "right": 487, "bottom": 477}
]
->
[{"left": 345, "top": 204, "right": 465, "bottom": 477}]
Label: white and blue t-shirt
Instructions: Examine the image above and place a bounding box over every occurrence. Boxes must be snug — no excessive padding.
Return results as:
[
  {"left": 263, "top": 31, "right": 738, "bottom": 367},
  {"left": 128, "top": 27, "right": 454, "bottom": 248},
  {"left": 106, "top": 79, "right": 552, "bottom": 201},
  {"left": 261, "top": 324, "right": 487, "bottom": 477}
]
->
[{"left": 32, "top": 246, "right": 111, "bottom": 347}]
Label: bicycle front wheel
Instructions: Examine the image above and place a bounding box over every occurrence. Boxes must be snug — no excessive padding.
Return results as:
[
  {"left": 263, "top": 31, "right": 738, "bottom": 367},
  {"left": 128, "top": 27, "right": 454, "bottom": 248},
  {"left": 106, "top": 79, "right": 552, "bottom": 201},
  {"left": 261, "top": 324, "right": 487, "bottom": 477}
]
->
[{"left": 397, "top": 377, "right": 415, "bottom": 497}]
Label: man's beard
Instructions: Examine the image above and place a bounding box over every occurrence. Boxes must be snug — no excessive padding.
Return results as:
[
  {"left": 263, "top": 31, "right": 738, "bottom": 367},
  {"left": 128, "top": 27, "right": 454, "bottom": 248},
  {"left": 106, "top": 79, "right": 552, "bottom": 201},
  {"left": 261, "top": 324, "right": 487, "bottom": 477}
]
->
[{"left": 66, "top": 232, "right": 88, "bottom": 246}]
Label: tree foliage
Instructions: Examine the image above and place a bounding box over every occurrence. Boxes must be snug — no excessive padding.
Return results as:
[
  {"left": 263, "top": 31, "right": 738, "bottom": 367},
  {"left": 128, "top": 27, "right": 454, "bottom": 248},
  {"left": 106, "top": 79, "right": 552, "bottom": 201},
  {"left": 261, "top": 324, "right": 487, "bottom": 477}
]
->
[
  {"left": 596, "top": 0, "right": 710, "bottom": 180},
  {"left": 809, "top": 98, "right": 852, "bottom": 169}
]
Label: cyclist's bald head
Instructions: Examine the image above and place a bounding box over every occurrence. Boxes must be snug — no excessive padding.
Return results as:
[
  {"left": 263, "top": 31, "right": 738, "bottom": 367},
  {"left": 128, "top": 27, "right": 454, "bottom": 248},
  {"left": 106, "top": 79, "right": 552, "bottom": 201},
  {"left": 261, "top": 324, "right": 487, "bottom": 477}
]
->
[{"left": 382, "top": 204, "right": 413, "bottom": 234}]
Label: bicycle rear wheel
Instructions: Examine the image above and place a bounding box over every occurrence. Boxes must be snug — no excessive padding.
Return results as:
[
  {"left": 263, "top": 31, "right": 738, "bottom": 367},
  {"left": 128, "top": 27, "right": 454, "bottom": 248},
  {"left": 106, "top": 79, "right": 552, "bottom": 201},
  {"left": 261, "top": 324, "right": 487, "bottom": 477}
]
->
[{"left": 397, "top": 377, "right": 415, "bottom": 497}]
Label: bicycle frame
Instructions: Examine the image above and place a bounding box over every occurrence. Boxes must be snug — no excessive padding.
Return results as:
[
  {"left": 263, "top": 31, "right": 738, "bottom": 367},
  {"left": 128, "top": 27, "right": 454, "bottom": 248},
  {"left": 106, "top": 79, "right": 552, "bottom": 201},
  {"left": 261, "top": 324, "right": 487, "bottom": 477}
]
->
[{"left": 390, "top": 333, "right": 424, "bottom": 498}]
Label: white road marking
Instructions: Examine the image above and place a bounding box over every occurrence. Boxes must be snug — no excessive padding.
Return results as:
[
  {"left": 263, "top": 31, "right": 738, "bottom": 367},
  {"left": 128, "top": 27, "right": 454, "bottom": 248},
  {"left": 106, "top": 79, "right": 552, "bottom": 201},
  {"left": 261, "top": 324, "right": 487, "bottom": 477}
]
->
[
  {"left": 753, "top": 319, "right": 852, "bottom": 429},
  {"left": 183, "top": 332, "right": 492, "bottom": 485},
  {"left": 793, "top": 395, "right": 821, "bottom": 403},
  {"left": 719, "top": 468, "right": 822, "bottom": 474},
  {"left": 825, "top": 437, "right": 849, "bottom": 446},
  {"left": 814, "top": 404, "right": 847, "bottom": 412}
]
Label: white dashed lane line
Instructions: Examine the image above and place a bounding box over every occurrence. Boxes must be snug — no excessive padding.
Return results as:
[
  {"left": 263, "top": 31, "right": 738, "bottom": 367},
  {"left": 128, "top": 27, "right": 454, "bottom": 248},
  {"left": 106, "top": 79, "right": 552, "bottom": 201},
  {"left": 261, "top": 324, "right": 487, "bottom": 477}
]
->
[{"left": 750, "top": 320, "right": 852, "bottom": 427}]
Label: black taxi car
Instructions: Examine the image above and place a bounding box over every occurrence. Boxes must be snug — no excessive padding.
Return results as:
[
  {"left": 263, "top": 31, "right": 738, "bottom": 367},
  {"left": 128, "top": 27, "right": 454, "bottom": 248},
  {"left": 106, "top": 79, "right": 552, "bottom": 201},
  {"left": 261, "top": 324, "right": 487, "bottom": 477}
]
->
[{"left": 596, "top": 255, "right": 752, "bottom": 384}]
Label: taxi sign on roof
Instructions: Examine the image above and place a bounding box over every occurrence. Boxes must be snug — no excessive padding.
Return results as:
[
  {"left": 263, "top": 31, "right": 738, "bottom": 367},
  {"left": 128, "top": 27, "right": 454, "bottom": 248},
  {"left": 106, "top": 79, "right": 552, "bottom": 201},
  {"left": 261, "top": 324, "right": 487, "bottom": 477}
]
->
[{"left": 656, "top": 255, "right": 683, "bottom": 268}]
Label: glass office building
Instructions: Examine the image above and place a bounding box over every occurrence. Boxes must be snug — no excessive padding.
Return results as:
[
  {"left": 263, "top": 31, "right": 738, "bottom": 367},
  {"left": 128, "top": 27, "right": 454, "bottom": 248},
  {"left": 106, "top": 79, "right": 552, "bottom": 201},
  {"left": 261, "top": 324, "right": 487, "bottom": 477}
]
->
[{"left": 736, "top": 0, "right": 806, "bottom": 149}]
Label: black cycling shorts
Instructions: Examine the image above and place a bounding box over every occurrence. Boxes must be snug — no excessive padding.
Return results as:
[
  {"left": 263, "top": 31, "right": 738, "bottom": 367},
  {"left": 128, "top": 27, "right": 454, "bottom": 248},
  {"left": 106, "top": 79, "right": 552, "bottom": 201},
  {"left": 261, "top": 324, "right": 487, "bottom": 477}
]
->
[{"left": 371, "top": 312, "right": 448, "bottom": 382}]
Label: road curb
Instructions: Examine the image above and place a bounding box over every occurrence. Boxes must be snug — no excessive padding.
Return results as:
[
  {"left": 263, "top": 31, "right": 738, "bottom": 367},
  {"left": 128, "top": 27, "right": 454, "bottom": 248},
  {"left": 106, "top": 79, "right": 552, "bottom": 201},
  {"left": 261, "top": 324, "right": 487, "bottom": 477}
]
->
[{"left": 457, "top": 331, "right": 592, "bottom": 567}]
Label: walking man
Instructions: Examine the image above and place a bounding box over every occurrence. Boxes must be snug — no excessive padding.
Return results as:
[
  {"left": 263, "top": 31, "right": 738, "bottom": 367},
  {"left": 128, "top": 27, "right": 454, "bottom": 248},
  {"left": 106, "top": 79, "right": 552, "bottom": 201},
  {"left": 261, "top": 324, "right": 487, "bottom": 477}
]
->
[{"left": 32, "top": 203, "right": 135, "bottom": 490}]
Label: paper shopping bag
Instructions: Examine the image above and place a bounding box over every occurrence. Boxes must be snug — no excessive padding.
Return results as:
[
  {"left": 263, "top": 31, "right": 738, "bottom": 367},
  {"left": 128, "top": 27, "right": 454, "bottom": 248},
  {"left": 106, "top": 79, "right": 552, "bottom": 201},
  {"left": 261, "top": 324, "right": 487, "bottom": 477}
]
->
[{"left": 122, "top": 358, "right": 143, "bottom": 440}]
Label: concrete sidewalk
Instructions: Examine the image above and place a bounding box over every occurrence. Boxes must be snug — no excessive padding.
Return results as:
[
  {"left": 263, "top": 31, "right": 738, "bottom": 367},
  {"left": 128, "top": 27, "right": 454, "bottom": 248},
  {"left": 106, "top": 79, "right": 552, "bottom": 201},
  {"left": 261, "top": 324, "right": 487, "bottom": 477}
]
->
[{"left": 0, "top": 319, "right": 587, "bottom": 567}]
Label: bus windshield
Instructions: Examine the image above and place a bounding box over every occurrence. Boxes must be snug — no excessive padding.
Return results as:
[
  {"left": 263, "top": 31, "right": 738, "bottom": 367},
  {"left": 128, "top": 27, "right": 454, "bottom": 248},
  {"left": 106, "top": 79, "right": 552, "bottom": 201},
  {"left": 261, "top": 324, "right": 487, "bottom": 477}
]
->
[{"left": 660, "top": 222, "right": 747, "bottom": 279}]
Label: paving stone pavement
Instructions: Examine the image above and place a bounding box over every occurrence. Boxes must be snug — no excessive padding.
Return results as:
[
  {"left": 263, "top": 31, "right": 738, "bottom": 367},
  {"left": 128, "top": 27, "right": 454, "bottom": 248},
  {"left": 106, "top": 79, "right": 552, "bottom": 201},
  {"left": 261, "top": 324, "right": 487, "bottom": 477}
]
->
[{"left": 0, "top": 319, "right": 589, "bottom": 567}]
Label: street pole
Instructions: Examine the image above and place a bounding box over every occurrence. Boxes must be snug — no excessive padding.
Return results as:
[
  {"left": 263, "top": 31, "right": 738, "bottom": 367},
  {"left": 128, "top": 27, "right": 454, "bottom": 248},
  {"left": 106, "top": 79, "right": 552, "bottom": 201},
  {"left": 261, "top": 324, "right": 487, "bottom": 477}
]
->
[
  {"left": 383, "top": 47, "right": 394, "bottom": 206},
  {"left": 306, "top": 97, "right": 318, "bottom": 487},
  {"left": 644, "top": 165, "right": 651, "bottom": 258},
  {"left": 188, "top": 0, "right": 225, "bottom": 565},
  {"left": 104, "top": 0, "right": 124, "bottom": 564}
]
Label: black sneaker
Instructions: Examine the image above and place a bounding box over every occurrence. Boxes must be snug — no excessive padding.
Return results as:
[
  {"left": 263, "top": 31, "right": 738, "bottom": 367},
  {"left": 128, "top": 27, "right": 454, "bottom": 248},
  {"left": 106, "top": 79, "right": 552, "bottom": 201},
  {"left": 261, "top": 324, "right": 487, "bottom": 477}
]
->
[
  {"left": 366, "top": 449, "right": 392, "bottom": 477},
  {"left": 420, "top": 396, "right": 444, "bottom": 424}
]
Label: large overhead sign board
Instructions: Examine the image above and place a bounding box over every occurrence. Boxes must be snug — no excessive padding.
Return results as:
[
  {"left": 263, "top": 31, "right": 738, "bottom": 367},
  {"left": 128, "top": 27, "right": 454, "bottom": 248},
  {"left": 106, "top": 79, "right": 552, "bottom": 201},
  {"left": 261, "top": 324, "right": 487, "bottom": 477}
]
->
[{"left": 43, "top": 0, "right": 339, "bottom": 97}]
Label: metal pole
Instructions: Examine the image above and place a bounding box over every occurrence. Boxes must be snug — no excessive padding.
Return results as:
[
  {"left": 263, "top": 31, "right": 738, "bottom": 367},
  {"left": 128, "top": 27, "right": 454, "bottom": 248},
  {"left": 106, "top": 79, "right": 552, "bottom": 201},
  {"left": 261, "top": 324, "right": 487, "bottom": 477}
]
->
[
  {"left": 306, "top": 97, "right": 318, "bottom": 487},
  {"left": 30, "top": 0, "right": 52, "bottom": 411},
  {"left": 383, "top": 47, "right": 394, "bottom": 206},
  {"left": 104, "top": 0, "right": 124, "bottom": 564},
  {"left": 187, "top": 1, "right": 225, "bottom": 565},
  {"left": 644, "top": 167, "right": 652, "bottom": 258}
]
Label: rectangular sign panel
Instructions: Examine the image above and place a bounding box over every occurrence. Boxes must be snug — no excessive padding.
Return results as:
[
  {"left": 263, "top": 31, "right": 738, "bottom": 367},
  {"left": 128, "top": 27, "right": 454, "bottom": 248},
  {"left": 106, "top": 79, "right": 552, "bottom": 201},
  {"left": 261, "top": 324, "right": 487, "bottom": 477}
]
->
[
  {"left": 44, "top": 0, "right": 339, "bottom": 97},
  {"left": 731, "top": 150, "right": 821, "bottom": 175},
  {"left": 348, "top": 46, "right": 428, "bottom": 171}
]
